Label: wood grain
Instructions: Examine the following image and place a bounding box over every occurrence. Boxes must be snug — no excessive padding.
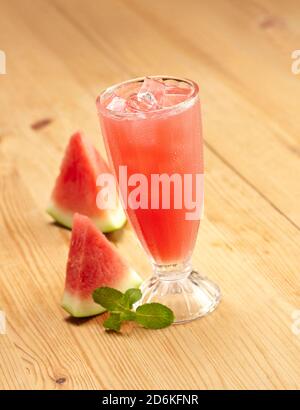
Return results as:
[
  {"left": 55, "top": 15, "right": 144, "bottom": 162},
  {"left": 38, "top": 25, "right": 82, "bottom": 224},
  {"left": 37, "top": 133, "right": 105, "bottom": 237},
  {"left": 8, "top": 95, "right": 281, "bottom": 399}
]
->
[{"left": 0, "top": 0, "right": 299, "bottom": 389}]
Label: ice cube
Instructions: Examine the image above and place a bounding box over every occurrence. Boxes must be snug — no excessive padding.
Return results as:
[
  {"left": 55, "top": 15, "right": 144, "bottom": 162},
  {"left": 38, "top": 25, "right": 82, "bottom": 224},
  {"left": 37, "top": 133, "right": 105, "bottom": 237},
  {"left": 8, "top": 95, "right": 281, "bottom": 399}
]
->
[
  {"left": 162, "top": 81, "right": 193, "bottom": 107},
  {"left": 126, "top": 93, "right": 153, "bottom": 112},
  {"left": 137, "top": 77, "right": 166, "bottom": 108},
  {"left": 106, "top": 96, "right": 126, "bottom": 112}
]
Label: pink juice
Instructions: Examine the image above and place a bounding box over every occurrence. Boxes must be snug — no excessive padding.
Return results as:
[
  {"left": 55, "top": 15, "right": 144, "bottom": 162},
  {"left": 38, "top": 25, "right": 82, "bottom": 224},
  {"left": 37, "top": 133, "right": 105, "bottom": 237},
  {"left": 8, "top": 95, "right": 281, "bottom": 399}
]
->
[{"left": 98, "top": 77, "right": 203, "bottom": 265}]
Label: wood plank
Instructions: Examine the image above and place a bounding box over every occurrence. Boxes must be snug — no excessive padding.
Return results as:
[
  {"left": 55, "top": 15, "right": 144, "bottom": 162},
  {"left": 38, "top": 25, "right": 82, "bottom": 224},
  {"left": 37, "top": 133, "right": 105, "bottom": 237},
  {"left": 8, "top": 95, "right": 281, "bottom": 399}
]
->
[
  {"left": 0, "top": 0, "right": 299, "bottom": 389},
  {"left": 105, "top": 0, "right": 300, "bottom": 226},
  {"left": 0, "top": 149, "right": 299, "bottom": 389},
  {"left": 2, "top": 0, "right": 299, "bottom": 226},
  {"left": 0, "top": 170, "right": 103, "bottom": 389},
  {"left": 128, "top": 0, "right": 300, "bottom": 139},
  {"left": 1, "top": 150, "right": 299, "bottom": 389}
]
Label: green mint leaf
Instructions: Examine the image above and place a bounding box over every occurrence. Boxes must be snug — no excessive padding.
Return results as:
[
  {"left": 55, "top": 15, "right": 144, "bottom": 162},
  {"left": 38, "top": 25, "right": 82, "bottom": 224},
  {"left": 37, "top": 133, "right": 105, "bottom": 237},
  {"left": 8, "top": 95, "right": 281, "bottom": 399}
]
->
[
  {"left": 122, "top": 288, "right": 142, "bottom": 309},
  {"left": 103, "top": 313, "right": 121, "bottom": 332},
  {"left": 92, "top": 287, "right": 124, "bottom": 311},
  {"left": 94, "top": 287, "right": 175, "bottom": 333},
  {"left": 120, "top": 310, "right": 136, "bottom": 321},
  {"left": 135, "top": 303, "right": 174, "bottom": 329}
]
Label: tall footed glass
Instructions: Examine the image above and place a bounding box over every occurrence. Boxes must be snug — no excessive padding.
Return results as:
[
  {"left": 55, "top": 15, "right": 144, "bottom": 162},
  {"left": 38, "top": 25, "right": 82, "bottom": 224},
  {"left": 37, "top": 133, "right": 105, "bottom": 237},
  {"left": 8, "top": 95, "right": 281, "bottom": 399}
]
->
[{"left": 97, "top": 76, "right": 220, "bottom": 323}]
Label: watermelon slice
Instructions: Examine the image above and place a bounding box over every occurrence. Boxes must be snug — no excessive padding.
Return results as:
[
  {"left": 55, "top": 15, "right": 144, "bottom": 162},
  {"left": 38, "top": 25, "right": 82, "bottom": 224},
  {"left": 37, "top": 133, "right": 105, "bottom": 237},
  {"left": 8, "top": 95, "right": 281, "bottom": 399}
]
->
[
  {"left": 47, "top": 131, "right": 126, "bottom": 232},
  {"left": 62, "top": 213, "right": 142, "bottom": 317}
]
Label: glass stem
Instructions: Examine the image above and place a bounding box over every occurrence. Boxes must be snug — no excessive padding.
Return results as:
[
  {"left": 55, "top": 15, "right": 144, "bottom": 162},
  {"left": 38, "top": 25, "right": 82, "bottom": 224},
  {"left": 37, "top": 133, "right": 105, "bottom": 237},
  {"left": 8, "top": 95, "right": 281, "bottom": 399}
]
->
[{"left": 153, "top": 260, "right": 192, "bottom": 281}]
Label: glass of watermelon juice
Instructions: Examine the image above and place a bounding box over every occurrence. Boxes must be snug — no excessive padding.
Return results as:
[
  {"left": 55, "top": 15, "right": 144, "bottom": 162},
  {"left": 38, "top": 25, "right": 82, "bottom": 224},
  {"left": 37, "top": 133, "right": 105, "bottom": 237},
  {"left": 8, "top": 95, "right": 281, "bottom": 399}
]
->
[{"left": 97, "top": 76, "right": 220, "bottom": 323}]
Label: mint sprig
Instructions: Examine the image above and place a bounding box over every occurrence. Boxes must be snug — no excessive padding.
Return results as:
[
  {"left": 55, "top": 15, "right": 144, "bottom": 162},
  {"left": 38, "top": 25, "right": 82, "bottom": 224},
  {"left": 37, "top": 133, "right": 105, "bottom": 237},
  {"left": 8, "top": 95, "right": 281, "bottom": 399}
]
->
[{"left": 92, "top": 287, "right": 174, "bottom": 332}]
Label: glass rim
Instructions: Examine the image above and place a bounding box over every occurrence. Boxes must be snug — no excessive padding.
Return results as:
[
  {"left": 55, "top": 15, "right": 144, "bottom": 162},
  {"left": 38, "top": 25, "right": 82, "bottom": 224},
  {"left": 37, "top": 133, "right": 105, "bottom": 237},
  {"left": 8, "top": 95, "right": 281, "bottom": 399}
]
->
[{"left": 96, "top": 75, "right": 199, "bottom": 119}]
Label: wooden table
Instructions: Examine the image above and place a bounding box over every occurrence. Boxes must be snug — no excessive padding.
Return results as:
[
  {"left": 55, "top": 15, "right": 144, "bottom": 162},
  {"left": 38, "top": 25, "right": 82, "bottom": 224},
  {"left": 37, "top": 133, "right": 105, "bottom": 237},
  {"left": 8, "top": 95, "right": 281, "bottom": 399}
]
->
[{"left": 0, "top": 0, "right": 299, "bottom": 390}]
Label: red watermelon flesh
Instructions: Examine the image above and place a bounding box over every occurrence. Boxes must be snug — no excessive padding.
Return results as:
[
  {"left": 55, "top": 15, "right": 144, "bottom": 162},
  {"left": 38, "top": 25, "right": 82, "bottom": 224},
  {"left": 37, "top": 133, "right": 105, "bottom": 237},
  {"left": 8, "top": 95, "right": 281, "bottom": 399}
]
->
[
  {"left": 47, "top": 131, "right": 126, "bottom": 232},
  {"left": 62, "top": 213, "right": 142, "bottom": 317}
]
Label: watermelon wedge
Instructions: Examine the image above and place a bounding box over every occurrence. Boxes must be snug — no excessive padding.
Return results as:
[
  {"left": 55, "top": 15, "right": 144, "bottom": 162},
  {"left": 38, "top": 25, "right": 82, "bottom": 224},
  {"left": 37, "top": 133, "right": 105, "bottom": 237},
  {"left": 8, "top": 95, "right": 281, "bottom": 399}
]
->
[
  {"left": 47, "top": 131, "right": 126, "bottom": 232},
  {"left": 62, "top": 213, "right": 142, "bottom": 317}
]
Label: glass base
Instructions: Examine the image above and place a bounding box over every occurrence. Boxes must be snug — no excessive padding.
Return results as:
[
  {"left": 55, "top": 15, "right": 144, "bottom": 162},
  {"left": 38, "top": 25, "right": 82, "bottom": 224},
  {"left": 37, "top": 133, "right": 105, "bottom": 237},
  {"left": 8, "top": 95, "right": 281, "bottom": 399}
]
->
[{"left": 137, "top": 262, "right": 221, "bottom": 324}]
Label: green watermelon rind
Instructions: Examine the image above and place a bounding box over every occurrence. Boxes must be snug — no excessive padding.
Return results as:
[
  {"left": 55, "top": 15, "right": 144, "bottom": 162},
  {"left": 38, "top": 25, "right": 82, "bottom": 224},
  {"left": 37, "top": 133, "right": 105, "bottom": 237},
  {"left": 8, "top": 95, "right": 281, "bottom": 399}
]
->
[
  {"left": 61, "top": 268, "right": 142, "bottom": 318},
  {"left": 46, "top": 201, "right": 127, "bottom": 233}
]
